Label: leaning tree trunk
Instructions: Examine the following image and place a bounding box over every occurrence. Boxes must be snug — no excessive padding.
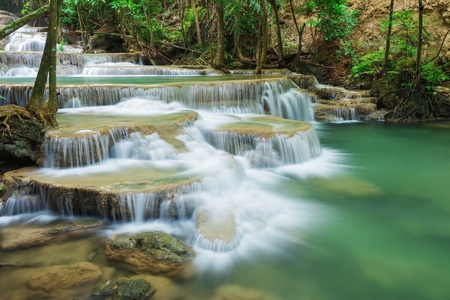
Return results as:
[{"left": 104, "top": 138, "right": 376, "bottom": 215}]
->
[
  {"left": 0, "top": 4, "right": 49, "bottom": 41},
  {"left": 25, "top": 0, "right": 61, "bottom": 126},
  {"left": 382, "top": 0, "right": 395, "bottom": 78},
  {"left": 416, "top": 0, "right": 424, "bottom": 83},
  {"left": 268, "top": 0, "right": 284, "bottom": 63},
  {"left": 212, "top": 2, "right": 225, "bottom": 70}
]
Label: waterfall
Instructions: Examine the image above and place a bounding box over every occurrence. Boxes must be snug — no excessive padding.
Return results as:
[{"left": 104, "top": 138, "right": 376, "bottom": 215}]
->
[
  {"left": 1, "top": 78, "right": 314, "bottom": 122},
  {"left": 205, "top": 127, "right": 322, "bottom": 167},
  {"left": 82, "top": 64, "right": 219, "bottom": 76},
  {"left": 43, "top": 127, "right": 129, "bottom": 168}
]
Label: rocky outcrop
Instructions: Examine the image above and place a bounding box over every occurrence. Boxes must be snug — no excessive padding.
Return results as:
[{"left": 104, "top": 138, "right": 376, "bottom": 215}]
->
[
  {"left": 105, "top": 232, "right": 196, "bottom": 278},
  {"left": 92, "top": 278, "right": 156, "bottom": 300},
  {"left": 27, "top": 262, "right": 102, "bottom": 294},
  {"left": 0, "top": 105, "right": 47, "bottom": 166}
]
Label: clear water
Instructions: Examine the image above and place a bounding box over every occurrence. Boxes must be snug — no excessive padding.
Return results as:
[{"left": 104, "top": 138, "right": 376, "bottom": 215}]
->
[
  {"left": 1, "top": 121, "right": 448, "bottom": 299},
  {"left": 235, "top": 121, "right": 450, "bottom": 300}
]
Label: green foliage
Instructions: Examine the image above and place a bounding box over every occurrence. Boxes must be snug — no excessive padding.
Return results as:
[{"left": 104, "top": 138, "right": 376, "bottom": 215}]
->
[
  {"left": 351, "top": 9, "right": 447, "bottom": 85},
  {"left": 59, "top": 38, "right": 68, "bottom": 52},
  {"left": 304, "top": 0, "right": 358, "bottom": 41},
  {"left": 21, "top": 2, "right": 31, "bottom": 15},
  {"left": 421, "top": 61, "right": 450, "bottom": 84}
]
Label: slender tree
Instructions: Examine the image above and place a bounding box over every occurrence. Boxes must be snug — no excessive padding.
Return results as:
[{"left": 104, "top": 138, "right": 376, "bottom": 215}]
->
[
  {"left": 256, "top": 0, "right": 268, "bottom": 74},
  {"left": 191, "top": 0, "right": 202, "bottom": 46},
  {"left": 25, "top": 0, "right": 62, "bottom": 125},
  {"left": 382, "top": 0, "right": 395, "bottom": 78},
  {"left": 212, "top": 1, "right": 225, "bottom": 69},
  {"left": 267, "top": 0, "right": 284, "bottom": 63},
  {"left": 416, "top": 0, "right": 424, "bottom": 84}
]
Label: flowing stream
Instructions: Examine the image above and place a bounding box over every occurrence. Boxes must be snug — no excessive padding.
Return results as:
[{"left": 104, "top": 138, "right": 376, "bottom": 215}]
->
[{"left": 1, "top": 15, "right": 449, "bottom": 300}]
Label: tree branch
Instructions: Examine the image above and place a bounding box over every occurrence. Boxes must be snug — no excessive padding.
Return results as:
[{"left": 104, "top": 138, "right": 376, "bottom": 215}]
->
[{"left": 0, "top": 3, "right": 50, "bottom": 41}]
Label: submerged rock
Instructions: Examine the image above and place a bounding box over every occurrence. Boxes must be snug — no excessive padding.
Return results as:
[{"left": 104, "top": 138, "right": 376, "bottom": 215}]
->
[
  {"left": 214, "top": 284, "right": 279, "bottom": 300},
  {"left": 92, "top": 278, "right": 155, "bottom": 300},
  {"left": 310, "top": 176, "right": 383, "bottom": 197},
  {"left": 27, "top": 262, "right": 102, "bottom": 294},
  {"left": 0, "top": 218, "right": 104, "bottom": 251},
  {"left": 47, "top": 218, "right": 104, "bottom": 234},
  {"left": 129, "top": 275, "right": 180, "bottom": 300},
  {"left": 105, "top": 232, "right": 196, "bottom": 278}
]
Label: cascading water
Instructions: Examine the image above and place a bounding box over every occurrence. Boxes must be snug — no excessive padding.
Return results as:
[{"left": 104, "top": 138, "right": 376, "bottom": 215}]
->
[{"left": 0, "top": 19, "right": 326, "bottom": 276}]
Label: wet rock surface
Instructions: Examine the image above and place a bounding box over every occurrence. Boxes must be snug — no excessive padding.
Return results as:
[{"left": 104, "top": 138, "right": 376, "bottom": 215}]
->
[
  {"left": 105, "top": 232, "right": 196, "bottom": 277},
  {"left": 0, "top": 218, "right": 104, "bottom": 251},
  {"left": 27, "top": 262, "right": 103, "bottom": 294},
  {"left": 47, "top": 218, "right": 104, "bottom": 234}
]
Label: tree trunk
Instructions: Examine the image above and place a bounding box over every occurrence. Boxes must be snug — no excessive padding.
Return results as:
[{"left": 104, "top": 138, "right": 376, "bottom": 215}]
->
[
  {"left": 382, "top": 0, "right": 395, "bottom": 78},
  {"left": 256, "top": 0, "right": 268, "bottom": 74},
  {"left": 267, "top": 0, "right": 283, "bottom": 63},
  {"left": 212, "top": 2, "right": 225, "bottom": 70},
  {"left": 76, "top": 4, "right": 87, "bottom": 52},
  {"left": 416, "top": 0, "right": 424, "bottom": 83},
  {"left": 25, "top": 0, "right": 61, "bottom": 126},
  {"left": 0, "top": 4, "right": 49, "bottom": 41},
  {"left": 143, "top": 6, "right": 155, "bottom": 49},
  {"left": 180, "top": 0, "right": 187, "bottom": 48},
  {"left": 288, "top": 0, "right": 304, "bottom": 62},
  {"left": 191, "top": 0, "right": 202, "bottom": 46}
]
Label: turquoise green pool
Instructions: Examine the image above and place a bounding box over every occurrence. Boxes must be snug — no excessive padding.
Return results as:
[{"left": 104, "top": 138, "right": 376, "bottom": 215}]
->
[{"left": 220, "top": 121, "right": 450, "bottom": 300}]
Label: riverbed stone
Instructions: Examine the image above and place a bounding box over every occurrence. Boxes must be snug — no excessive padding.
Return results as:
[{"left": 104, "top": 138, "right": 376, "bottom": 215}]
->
[
  {"left": 213, "top": 284, "right": 279, "bottom": 300},
  {"left": 27, "top": 262, "right": 102, "bottom": 293},
  {"left": 105, "top": 232, "right": 196, "bottom": 278},
  {"left": 47, "top": 218, "right": 104, "bottom": 234},
  {"left": 129, "top": 275, "right": 180, "bottom": 300},
  {"left": 92, "top": 278, "right": 156, "bottom": 300},
  {"left": 0, "top": 218, "right": 104, "bottom": 251}
]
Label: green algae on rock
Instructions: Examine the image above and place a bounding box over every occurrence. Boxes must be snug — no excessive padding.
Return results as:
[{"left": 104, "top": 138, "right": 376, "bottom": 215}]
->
[
  {"left": 92, "top": 278, "right": 156, "bottom": 300},
  {"left": 105, "top": 232, "right": 196, "bottom": 278}
]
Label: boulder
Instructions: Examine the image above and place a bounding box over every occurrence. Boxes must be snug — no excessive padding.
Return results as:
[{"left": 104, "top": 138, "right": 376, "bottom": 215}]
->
[
  {"left": 105, "top": 232, "right": 196, "bottom": 278},
  {"left": 27, "top": 262, "right": 102, "bottom": 294},
  {"left": 92, "top": 278, "right": 155, "bottom": 300}
]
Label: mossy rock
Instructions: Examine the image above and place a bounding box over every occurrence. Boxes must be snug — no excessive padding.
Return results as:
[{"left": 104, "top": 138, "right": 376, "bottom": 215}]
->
[
  {"left": 105, "top": 232, "right": 196, "bottom": 278},
  {"left": 92, "top": 278, "right": 155, "bottom": 300}
]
